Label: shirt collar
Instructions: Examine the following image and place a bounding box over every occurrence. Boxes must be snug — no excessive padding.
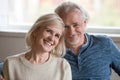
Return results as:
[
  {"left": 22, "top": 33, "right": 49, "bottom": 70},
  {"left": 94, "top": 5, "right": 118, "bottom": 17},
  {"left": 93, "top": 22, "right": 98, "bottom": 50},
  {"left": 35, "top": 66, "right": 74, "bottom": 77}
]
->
[{"left": 66, "top": 33, "right": 90, "bottom": 52}]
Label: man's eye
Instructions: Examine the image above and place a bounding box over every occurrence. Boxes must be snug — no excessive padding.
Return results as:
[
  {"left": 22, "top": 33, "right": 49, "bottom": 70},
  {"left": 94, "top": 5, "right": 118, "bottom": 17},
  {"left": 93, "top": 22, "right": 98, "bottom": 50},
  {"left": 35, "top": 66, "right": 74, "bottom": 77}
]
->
[
  {"left": 73, "top": 23, "right": 78, "bottom": 27},
  {"left": 65, "top": 26, "right": 69, "bottom": 28}
]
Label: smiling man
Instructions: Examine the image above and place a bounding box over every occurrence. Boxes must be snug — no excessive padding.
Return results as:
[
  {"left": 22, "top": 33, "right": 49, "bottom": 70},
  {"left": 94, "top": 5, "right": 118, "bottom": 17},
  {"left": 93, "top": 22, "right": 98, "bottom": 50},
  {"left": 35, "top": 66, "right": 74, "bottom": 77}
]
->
[{"left": 55, "top": 2, "right": 120, "bottom": 80}]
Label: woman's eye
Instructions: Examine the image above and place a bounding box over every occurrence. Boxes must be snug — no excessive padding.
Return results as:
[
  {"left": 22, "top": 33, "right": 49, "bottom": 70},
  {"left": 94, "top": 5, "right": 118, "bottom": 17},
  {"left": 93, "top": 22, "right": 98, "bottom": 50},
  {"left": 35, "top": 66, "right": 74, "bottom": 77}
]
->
[
  {"left": 55, "top": 34, "right": 60, "bottom": 39},
  {"left": 46, "top": 29, "right": 52, "bottom": 33}
]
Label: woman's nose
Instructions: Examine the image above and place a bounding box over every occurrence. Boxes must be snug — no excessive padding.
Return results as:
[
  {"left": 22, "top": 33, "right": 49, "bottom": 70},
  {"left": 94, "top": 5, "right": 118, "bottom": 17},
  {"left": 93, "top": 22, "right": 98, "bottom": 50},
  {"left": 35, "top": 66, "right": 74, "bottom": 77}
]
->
[{"left": 49, "top": 35, "right": 55, "bottom": 41}]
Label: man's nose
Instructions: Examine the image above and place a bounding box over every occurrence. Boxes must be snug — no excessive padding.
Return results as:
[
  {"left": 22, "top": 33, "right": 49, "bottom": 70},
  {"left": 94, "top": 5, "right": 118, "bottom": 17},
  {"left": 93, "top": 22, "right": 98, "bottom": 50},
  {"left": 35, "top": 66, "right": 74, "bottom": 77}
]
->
[{"left": 67, "top": 26, "right": 75, "bottom": 34}]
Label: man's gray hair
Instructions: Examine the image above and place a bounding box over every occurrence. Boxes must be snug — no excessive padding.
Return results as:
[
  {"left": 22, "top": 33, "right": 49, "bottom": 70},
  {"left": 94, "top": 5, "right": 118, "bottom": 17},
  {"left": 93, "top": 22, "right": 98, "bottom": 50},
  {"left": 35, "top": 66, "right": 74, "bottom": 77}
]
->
[{"left": 55, "top": 1, "right": 89, "bottom": 22}]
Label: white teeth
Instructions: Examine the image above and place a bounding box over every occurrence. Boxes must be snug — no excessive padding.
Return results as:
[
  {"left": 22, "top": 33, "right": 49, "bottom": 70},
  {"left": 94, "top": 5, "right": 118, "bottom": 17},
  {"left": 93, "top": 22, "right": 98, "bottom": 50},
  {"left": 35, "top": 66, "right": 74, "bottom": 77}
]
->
[
  {"left": 45, "top": 41, "right": 53, "bottom": 46},
  {"left": 69, "top": 34, "right": 75, "bottom": 37},
  {"left": 46, "top": 42, "right": 51, "bottom": 45}
]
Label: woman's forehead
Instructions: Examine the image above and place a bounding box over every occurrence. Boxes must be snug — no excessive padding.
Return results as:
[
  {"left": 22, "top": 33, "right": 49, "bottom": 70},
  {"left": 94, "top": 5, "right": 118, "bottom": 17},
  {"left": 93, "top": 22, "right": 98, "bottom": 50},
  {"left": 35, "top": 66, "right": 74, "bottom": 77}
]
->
[{"left": 47, "top": 25, "right": 64, "bottom": 34}]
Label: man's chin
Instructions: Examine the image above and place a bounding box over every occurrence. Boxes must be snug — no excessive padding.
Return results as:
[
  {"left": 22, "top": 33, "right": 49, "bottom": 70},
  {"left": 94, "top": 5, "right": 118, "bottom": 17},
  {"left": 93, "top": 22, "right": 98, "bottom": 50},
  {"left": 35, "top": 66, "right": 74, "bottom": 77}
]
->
[{"left": 68, "top": 41, "right": 79, "bottom": 45}]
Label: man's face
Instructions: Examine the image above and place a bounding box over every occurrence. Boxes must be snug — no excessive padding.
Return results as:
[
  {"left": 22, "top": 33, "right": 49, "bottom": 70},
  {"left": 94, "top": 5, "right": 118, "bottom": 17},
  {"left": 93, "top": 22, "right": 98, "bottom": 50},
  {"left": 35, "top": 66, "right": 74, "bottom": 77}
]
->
[{"left": 61, "top": 10, "right": 87, "bottom": 47}]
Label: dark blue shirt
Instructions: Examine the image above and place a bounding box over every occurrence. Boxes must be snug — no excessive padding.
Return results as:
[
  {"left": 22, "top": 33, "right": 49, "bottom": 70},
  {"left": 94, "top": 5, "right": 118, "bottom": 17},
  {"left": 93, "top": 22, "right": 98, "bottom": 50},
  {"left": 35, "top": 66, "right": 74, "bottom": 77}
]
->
[
  {"left": 64, "top": 33, "right": 120, "bottom": 80},
  {"left": 0, "top": 62, "right": 3, "bottom": 76}
]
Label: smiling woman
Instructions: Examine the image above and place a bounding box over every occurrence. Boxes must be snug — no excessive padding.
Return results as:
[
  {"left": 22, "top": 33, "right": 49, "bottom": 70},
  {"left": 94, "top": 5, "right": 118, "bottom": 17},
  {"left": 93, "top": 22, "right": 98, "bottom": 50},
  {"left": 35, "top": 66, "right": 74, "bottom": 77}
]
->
[{"left": 2, "top": 13, "right": 72, "bottom": 80}]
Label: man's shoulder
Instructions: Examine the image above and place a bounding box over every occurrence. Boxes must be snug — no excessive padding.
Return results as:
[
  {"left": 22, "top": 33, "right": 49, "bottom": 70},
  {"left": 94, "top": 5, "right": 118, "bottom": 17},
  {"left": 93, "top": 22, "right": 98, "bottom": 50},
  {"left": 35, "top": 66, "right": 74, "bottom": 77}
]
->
[
  {"left": 86, "top": 33, "right": 112, "bottom": 45},
  {"left": 88, "top": 33, "right": 111, "bottom": 41}
]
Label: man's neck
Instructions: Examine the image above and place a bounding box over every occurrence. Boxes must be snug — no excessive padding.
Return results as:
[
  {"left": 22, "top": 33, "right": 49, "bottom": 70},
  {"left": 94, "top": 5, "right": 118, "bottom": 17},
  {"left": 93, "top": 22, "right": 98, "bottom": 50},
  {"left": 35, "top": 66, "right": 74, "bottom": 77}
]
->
[{"left": 67, "top": 35, "right": 87, "bottom": 55}]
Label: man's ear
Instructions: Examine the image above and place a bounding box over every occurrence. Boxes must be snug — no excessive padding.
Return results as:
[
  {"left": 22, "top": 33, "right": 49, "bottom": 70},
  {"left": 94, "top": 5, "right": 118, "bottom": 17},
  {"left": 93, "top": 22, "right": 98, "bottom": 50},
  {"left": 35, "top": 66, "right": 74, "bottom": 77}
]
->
[
  {"left": 84, "top": 20, "right": 87, "bottom": 27},
  {"left": 84, "top": 19, "right": 87, "bottom": 24}
]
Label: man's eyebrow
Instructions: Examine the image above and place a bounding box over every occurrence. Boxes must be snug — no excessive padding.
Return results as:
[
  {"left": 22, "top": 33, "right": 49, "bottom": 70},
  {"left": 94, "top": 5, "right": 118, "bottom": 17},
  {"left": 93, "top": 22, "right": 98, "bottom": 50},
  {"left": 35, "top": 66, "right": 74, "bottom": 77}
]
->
[{"left": 72, "top": 22, "right": 78, "bottom": 24}]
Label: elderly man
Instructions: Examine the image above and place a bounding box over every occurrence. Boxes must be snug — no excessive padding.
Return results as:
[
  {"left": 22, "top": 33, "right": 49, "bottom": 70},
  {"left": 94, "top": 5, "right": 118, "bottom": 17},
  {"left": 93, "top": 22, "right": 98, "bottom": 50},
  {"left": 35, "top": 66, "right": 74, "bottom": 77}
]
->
[{"left": 55, "top": 1, "right": 120, "bottom": 80}]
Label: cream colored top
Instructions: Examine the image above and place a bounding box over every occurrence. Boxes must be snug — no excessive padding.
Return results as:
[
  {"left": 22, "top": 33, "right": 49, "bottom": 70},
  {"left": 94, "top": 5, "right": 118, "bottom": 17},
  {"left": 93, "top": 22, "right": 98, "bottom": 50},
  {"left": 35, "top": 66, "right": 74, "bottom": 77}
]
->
[{"left": 3, "top": 53, "right": 72, "bottom": 80}]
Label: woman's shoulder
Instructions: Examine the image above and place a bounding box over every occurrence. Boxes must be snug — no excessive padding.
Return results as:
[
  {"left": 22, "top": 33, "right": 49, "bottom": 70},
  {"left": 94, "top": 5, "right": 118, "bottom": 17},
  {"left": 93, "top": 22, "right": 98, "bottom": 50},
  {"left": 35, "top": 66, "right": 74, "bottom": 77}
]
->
[
  {"left": 51, "top": 54, "right": 70, "bottom": 65},
  {"left": 5, "top": 52, "right": 26, "bottom": 62}
]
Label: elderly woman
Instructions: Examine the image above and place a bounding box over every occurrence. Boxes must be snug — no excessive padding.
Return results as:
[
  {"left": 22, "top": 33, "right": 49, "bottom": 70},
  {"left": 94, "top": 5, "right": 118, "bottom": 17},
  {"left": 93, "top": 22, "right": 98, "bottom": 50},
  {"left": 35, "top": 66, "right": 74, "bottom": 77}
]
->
[{"left": 3, "top": 13, "right": 72, "bottom": 80}]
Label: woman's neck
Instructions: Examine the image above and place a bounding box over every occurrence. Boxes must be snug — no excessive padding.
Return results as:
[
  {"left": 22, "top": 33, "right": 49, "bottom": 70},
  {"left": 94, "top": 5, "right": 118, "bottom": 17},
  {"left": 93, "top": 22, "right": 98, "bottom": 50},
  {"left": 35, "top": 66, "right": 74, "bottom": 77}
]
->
[{"left": 25, "top": 51, "right": 50, "bottom": 64}]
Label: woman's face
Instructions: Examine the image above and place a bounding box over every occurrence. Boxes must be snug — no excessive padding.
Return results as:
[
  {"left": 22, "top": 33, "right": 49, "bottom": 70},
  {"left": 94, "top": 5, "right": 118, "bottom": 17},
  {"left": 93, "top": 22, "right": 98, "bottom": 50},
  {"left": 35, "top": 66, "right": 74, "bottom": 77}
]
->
[{"left": 35, "top": 25, "right": 63, "bottom": 53}]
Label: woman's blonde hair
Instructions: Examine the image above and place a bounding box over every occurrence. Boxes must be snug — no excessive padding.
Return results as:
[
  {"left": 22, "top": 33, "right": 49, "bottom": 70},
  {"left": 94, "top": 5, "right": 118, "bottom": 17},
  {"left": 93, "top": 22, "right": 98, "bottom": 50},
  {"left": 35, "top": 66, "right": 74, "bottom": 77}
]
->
[{"left": 26, "top": 13, "right": 66, "bottom": 57}]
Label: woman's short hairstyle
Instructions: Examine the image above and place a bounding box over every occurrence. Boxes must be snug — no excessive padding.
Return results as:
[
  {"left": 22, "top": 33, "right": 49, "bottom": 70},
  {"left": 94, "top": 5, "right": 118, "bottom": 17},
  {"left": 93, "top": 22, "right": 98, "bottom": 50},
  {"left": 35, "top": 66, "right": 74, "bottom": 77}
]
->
[
  {"left": 26, "top": 13, "right": 66, "bottom": 57},
  {"left": 55, "top": 1, "right": 89, "bottom": 22}
]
